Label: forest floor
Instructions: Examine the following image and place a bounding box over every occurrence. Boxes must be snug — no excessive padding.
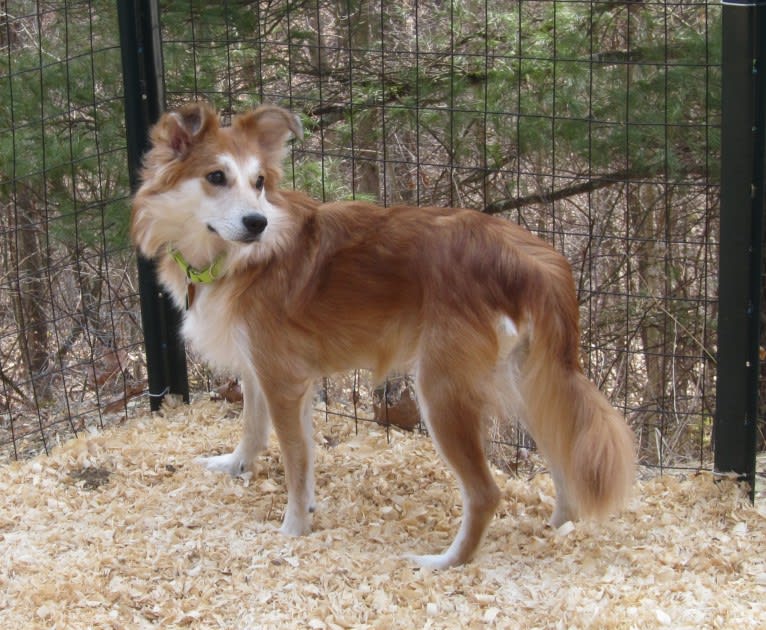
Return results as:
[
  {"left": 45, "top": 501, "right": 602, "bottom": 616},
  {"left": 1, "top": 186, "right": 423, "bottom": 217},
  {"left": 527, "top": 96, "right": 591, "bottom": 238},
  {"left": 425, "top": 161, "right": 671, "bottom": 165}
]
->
[{"left": 1, "top": 399, "right": 765, "bottom": 629}]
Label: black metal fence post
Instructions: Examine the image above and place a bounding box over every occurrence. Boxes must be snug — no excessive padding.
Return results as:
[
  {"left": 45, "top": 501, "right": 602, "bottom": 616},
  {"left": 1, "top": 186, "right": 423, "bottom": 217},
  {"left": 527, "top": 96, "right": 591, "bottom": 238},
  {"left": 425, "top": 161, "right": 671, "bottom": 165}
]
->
[
  {"left": 118, "top": 0, "right": 189, "bottom": 410},
  {"left": 715, "top": 1, "right": 766, "bottom": 496}
]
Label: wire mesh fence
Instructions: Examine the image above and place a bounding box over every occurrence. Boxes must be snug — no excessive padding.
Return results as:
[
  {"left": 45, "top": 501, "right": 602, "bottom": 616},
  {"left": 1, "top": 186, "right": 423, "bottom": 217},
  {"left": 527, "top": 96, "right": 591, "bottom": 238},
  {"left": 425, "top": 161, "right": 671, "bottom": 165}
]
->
[
  {"left": 2, "top": 1, "right": 728, "bottom": 473},
  {"left": 1, "top": 1, "right": 140, "bottom": 460}
]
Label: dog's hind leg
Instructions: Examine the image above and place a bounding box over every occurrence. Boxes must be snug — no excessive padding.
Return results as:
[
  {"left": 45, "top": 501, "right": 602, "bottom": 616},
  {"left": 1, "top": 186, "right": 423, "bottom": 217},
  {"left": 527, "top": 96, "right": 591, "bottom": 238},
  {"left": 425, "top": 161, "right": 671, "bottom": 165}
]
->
[
  {"left": 409, "top": 360, "right": 500, "bottom": 569},
  {"left": 549, "top": 467, "right": 576, "bottom": 528},
  {"left": 299, "top": 389, "right": 316, "bottom": 513},
  {"left": 267, "top": 384, "right": 315, "bottom": 537},
  {"left": 197, "top": 374, "right": 272, "bottom": 476}
]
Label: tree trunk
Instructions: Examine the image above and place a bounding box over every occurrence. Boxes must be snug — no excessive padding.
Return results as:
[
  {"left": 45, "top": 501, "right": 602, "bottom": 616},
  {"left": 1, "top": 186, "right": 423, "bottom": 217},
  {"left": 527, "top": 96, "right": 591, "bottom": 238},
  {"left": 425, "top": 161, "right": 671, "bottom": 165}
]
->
[
  {"left": 629, "top": 183, "right": 670, "bottom": 463},
  {"left": 345, "top": 0, "right": 381, "bottom": 200},
  {"left": 7, "top": 188, "right": 52, "bottom": 402}
]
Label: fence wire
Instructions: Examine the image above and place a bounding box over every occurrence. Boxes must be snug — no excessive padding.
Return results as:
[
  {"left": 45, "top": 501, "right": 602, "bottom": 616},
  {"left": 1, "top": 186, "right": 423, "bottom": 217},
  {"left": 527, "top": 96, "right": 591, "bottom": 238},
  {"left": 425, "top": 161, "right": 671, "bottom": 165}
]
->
[
  {"left": 1, "top": 1, "right": 139, "bottom": 460},
  {"left": 2, "top": 1, "right": 726, "bottom": 472}
]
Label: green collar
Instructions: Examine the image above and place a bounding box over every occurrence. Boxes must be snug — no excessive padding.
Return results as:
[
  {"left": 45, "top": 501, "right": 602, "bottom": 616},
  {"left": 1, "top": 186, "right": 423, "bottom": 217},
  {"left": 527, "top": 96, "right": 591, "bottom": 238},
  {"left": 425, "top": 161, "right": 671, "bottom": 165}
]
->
[{"left": 169, "top": 247, "right": 225, "bottom": 284}]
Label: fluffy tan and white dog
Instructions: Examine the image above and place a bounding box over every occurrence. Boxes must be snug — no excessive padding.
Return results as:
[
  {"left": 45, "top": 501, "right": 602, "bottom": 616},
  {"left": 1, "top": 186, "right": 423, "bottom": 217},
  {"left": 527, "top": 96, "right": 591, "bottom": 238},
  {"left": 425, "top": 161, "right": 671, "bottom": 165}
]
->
[{"left": 131, "top": 102, "right": 635, "bottom": 569}]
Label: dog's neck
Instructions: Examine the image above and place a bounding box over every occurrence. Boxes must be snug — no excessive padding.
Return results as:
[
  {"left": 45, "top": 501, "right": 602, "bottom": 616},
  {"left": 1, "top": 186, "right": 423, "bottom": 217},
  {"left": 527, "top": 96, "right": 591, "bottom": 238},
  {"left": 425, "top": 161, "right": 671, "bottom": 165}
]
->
[
  {"left": 164, "top": 246, "right": 226, "bottom": 309},
  {"left": 168, "top": 246, "right": 225, "bottom": 284}
]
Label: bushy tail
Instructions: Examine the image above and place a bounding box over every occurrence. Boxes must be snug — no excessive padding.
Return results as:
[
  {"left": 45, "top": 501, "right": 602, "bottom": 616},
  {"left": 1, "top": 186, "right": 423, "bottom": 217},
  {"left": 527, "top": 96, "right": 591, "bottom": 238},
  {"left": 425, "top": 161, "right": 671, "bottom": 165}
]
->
[{"left": 518, "top": 267, "right": 635, "bottom": 522}]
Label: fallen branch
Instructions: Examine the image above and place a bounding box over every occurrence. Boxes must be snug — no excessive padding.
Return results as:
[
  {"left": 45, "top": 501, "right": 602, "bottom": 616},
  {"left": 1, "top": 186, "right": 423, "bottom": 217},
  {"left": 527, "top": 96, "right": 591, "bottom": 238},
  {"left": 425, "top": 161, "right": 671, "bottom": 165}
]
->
[
  {"left": 102, "top": 383, "right": 146, "bottom": 415},
  {"left": 483, "top": 169, "right": 644, "bottom": 215}
]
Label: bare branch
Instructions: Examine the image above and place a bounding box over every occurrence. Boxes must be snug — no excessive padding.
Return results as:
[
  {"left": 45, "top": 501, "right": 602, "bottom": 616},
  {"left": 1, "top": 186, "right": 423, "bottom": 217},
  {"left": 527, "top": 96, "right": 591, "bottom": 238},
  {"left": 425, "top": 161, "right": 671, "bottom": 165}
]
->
[{"left": 482, "top": 169, "right": 649, "bottom": 215}]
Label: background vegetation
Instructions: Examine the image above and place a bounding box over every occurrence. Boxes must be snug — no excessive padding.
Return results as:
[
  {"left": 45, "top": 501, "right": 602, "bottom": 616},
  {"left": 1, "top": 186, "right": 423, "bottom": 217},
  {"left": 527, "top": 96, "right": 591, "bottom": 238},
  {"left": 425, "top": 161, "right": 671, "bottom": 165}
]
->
[{"left": 1, "top": 0, "right": 722, "bottom": 468}]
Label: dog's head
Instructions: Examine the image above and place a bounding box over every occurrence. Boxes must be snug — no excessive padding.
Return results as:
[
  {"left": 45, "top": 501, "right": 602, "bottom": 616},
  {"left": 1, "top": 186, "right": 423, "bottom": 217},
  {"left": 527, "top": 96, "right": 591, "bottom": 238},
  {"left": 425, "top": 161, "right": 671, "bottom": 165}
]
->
[{"left": 131, "top": 101, "right": 302, "bottom": 265}]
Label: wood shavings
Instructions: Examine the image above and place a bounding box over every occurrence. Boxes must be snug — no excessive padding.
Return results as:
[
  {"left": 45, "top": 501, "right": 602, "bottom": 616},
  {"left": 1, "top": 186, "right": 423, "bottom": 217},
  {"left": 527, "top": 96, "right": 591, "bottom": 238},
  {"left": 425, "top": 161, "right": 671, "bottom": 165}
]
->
[{"left": 1, "top": 399, "right": 766, "bottom": 629}]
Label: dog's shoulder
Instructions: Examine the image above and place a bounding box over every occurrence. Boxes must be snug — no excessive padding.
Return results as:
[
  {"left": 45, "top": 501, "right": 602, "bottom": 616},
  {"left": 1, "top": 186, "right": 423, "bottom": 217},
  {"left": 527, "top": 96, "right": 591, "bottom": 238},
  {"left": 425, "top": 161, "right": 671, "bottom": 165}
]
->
[{"left": 278, "top": 188, "right": 321, "bottom": 212}]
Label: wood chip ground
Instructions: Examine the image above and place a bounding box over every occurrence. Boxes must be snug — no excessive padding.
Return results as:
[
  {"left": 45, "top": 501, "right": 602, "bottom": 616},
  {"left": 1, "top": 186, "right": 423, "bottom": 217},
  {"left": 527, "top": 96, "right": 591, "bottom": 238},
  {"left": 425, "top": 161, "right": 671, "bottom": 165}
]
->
[{"left": 2, "top": 400, "right": 765, "bottom": 629}]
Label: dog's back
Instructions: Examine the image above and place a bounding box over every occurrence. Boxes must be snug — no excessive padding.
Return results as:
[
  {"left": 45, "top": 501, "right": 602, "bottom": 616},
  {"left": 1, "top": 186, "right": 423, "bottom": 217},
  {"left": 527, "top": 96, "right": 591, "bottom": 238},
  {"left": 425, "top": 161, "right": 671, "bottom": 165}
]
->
[{"left": 245, "top": 198, "right": 635, "bottom": 568}]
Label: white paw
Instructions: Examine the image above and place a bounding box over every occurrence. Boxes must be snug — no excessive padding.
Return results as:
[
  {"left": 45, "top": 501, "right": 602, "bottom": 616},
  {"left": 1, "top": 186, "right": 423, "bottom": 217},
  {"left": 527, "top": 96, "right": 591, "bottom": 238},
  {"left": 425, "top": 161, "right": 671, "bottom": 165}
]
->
[
  {"left": 195, "top": 452, "right": 248, "bottom": 477},
  {"left": 549, "top": 507, "right": 576, "bottom": 529},
  {"left": 279, "top": 513, "right": 312, "bottom": 537},
  {"left": 405, "top": 552, "right": 459, "bottom": 570}
]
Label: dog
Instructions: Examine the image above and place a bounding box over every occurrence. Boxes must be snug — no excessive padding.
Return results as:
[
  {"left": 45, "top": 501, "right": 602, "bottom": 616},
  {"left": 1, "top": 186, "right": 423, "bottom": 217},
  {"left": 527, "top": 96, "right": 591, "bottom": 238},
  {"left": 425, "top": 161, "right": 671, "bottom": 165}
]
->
[{"left": 131, "top": 102, "right": 635, "bottom": 569}]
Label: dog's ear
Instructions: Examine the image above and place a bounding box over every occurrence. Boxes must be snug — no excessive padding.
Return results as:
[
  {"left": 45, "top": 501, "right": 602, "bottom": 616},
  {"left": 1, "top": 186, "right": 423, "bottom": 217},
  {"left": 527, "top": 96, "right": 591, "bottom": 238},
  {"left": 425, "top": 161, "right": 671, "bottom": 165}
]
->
[
  {"left": 150, "top": 101, "right": 219, "bottom": 159},
  {"left": 234, "top": 105, "right": 303, "bottom": 157}
]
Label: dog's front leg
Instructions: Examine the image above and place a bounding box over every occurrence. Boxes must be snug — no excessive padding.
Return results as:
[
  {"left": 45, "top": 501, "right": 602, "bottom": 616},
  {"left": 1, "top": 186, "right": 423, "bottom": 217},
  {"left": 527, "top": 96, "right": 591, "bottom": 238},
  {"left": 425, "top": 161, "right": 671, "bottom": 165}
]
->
[
  {"left": 197, "top": 374, "right": 272, "bottom": 476},
  {"left": 267, "top": 386, "right": 315, "bottom": 537}
]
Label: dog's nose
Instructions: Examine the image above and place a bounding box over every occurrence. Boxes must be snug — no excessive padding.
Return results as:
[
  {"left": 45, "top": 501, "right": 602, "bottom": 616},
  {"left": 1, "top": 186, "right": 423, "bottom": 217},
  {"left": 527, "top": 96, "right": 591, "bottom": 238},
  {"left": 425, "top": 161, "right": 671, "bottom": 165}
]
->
[{"left": 242, "top": 213, "right": 267, "bottom": 238}]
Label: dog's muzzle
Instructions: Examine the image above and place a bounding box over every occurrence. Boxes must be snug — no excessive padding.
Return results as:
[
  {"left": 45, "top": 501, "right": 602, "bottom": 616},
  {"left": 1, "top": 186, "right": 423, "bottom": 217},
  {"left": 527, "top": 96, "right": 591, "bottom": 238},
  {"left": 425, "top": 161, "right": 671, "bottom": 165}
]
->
[{"left": 241, "top": 213, "right": 268, "bottom": 242}]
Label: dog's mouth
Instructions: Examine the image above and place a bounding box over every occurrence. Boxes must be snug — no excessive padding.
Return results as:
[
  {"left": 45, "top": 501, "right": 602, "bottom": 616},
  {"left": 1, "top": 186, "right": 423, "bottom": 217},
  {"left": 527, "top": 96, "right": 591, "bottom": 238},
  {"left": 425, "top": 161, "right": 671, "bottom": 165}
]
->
[
  {"left": 205, "top": 213, "right": 267, "bottom": 244},
  {"left": 206, "top": 222, "right": 263, "bottom": 244}
]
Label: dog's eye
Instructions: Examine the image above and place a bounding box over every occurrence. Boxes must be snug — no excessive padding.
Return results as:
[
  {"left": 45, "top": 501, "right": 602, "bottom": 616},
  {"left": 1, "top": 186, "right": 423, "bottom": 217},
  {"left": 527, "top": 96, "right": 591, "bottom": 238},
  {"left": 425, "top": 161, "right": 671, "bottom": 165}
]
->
[
  {"left": 206, "top": 170, "right": 227, "bottom": 186},
  {"left": 254, "top": 175, "right": 265, "bottom": 191}
]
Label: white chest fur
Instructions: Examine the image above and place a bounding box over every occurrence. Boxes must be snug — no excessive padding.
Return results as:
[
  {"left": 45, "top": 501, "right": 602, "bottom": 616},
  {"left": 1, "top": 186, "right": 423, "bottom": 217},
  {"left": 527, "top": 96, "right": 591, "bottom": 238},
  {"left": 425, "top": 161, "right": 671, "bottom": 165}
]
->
[{"left": 181, "top": 286, "right": 252, "bottom": 375}]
